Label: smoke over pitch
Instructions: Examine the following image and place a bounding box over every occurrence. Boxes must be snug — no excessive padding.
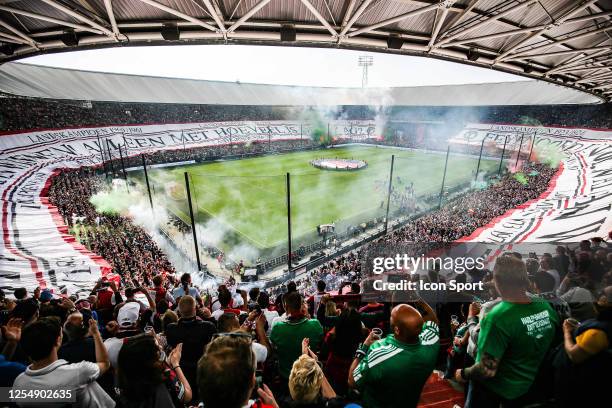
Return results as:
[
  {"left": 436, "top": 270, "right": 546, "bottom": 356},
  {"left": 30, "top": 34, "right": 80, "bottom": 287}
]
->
[{"left": 89, "top": 181, "right": 216, "bottom": 287}]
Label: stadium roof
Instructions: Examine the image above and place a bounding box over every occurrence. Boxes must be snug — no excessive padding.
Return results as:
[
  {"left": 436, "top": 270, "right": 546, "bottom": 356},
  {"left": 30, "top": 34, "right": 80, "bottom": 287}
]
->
[
  {"left": 0, "top": 62, "right": 600, "bottom": 105},
  {"left": 0, "top": 1, "right": 610, "bottom": 102}
]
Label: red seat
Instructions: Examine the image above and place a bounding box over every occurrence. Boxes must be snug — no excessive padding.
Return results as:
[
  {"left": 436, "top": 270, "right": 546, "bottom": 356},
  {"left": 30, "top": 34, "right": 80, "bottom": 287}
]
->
[{"left": 418, "top": 374, "right": 465, "bottom": 408}]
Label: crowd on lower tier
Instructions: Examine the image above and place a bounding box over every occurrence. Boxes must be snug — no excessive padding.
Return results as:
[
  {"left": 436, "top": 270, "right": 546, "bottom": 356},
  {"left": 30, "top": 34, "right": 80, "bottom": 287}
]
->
[
  {"left": 115, "top": 139, "right": 316, "bottom": 170},
  {"left": 383, "top": 163, "right": 556, "bottom": 243},
  {"left": 48, "top": 169, "right": 176, "bottom": 288},
  {"left": 0, "top": 243, "right": 610, "bottom": 408},
  {"left": 49, "top": 140, "right": 556, "bottom": 290}
]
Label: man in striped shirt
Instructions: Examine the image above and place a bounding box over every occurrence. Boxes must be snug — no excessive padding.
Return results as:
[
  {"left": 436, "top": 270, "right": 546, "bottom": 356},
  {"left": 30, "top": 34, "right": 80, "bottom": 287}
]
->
[{"left": 348, "top": 299, "right": 439, "bottom": 408}]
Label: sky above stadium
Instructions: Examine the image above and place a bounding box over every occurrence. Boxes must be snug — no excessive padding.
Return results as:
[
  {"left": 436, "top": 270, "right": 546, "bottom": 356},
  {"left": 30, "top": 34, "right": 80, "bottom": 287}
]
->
[{"left": 22, "top": 45, "right": 526, "bottom": 88}]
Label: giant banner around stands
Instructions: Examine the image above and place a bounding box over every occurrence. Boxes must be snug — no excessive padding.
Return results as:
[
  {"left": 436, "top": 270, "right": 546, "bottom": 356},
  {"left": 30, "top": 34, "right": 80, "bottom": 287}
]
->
[
  {"left": 1, "top": 120, "right": 610, "bottom": 295},
  {"left": 451, "top": 123, "right": 612, "bottom": 244}
]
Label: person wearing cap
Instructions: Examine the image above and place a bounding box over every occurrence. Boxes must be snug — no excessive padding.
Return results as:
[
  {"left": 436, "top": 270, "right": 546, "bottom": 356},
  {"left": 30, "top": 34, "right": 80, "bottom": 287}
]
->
[
  {"left": 553, "top": 286, "right": 612, "bottom": 408},
  {"left": 115, "top": 286, "right": 157, "bottom": 318},
  {"left": 39, "top": 289, "right": 54, "bottom": 304},
  {"left": 103, "top": 302, "right": 142, "bottom": 369}
]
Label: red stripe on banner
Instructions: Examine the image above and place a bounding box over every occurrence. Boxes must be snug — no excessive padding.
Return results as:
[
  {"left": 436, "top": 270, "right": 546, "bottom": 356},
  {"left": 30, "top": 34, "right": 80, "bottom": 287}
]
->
[
  {"left": 457, "top": 162, "right": 565, "bottom": 243},
  {"left": 577, "top": 153, "right": 588, "bottom": 196},
  {"left": 515, "top": 165, "right": 565, "bottom": 243}
]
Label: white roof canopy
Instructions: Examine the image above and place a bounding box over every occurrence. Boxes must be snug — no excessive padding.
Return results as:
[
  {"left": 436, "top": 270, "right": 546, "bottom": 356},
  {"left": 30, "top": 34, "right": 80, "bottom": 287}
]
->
[{"left": 0, "top": 62, "right": 600, "bottom": 105}]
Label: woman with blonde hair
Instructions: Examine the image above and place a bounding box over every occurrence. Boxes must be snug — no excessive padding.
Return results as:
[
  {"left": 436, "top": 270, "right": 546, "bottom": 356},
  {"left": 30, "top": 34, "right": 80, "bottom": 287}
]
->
[
  {"left": 286, "top": 339, "right": 348, "bottom": 407},
  {"left": 324, "top": 301, "right": 338, "bottom": 318}
]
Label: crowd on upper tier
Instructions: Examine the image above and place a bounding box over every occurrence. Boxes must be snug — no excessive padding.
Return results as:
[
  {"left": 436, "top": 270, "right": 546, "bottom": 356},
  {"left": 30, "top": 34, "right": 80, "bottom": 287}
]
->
[{"left": 1, "top": 94, "right": 611, "bottom": 132}]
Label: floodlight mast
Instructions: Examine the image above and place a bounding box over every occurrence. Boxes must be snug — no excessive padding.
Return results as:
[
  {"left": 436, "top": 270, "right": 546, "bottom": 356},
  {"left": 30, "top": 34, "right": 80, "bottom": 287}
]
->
[{"left": 358, "top": 55, "right": 374, "bottom": 88}]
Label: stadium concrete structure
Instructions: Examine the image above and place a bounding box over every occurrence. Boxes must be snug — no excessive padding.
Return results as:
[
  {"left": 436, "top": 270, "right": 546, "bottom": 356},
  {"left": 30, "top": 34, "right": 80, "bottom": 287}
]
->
[{"left": 0, "top": 1, "right": 611, "bottom": 102}]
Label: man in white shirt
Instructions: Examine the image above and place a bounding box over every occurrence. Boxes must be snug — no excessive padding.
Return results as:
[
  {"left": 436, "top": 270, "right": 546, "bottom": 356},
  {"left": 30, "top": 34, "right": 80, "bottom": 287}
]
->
[
  {"left": 257, "top": 291, "right": 279, "bottom": 335},
  {"left": 103, "top": 302, "right": 142, "bottom": 368},
  {"left": 13, "top": 316, "right": 114, "bottom": 407}
]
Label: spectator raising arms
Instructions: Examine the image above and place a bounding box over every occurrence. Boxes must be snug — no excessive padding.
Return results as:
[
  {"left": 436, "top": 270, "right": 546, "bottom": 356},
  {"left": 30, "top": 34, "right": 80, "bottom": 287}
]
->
[
  {"left": 172, "top": 274, "right": 202, "bottom": 307},
  {"left": 349, "top": 298, "right": 440, "bottom": 408},
  {"left": 553, "top": 286, "right": 612, "bottom": 408},
  {"left": 13, "top": 317, "right": 114, "bottom": 407},
  {"left": 286, "top": 339, "right": 340, "bottom": 408},
  {"left": 116, "top": 334, "right": 191, "bottom": 407}
]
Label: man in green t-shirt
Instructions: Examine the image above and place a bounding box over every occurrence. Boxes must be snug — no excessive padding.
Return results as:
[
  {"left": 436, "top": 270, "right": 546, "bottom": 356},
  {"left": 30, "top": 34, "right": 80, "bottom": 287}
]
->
[
  {"left": 456, "top": 255, "right": 560, "bottom": 407},
  {"left": 270, "top": 291, "right": 323, "bottom": 379},
  {"left": 348, "top": 298, "right": 439, "bottom": 408}
]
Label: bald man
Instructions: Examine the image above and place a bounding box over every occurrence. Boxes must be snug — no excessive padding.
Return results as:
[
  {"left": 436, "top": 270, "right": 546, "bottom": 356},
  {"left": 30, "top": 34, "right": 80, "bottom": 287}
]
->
[{"left": 348, "top": 298, "right": 439, "bottom": 408}]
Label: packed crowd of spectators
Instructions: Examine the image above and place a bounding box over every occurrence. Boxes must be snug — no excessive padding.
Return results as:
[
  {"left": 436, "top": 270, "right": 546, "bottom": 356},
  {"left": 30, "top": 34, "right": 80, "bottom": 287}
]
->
[
  {"left": 113, "top": 139, "right": 316, "bottom": 171},
  {"left": 48, "top": 169, "right": 176, "bottom": 287},
  {"left": 1, "top": 107, "right": 610, "bottom": 407},
  {"left": 386, "top": 104, "right": 612, "bottom": 130},
  {"left": 0, "top": 95, "right": 291, "bottom": 132},
  {"left": 384, "top": 162, "right": 556, "bottom": 243}
]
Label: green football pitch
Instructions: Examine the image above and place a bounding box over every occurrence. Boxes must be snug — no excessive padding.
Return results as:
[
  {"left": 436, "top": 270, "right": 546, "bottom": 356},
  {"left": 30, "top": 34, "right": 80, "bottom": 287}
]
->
[{"left": 147, "top": 146, "right": 497, "bottom": 253}]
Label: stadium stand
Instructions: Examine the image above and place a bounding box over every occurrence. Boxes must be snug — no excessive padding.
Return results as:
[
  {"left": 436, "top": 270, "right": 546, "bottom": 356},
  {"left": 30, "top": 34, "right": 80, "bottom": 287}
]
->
[
  {"left": 2, "top": 0, "right": 612, "bottom": 403},
  {"left": 1, "top": 93, "right": 610, "bottom": 407}
]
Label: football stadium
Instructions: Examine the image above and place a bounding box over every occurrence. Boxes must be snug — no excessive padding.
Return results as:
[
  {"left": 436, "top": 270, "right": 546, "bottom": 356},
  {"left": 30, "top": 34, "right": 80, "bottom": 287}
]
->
[{"left": 0, "top": 1, "right": 611, "bottom": 408}]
